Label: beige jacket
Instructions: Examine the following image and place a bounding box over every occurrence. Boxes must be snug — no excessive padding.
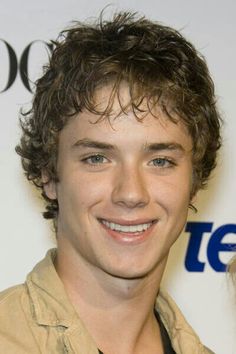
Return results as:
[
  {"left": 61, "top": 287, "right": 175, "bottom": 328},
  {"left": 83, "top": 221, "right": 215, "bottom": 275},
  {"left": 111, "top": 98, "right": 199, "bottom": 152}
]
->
[{"left": 0, "top": 249, "right": 214, "bottom": 354}]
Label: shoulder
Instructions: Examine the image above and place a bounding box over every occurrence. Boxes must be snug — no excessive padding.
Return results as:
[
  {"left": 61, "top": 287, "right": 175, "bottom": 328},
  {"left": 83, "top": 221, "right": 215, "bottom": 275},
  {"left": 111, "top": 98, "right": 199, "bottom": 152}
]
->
[
  {"left": 0, "top": 284, "right": 27, "bottom": 312},
  {"left": 0, "top": 283, "right": 32, "bottom": 327},
  {"left": 0, "top": 283, "right": 27, "bottom": 310},
  {"left": 0, "top": 283, "right": 25, "bottom": 299},
  {"left": 0, "top": 284, "right": 40, "bottom": 353}
]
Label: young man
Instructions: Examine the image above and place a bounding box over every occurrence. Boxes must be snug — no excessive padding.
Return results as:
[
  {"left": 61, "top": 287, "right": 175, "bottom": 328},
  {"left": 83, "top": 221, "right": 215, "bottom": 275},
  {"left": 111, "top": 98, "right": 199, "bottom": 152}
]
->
[{"left": 0, "top": 11, "right": 221, "bottom": 354}]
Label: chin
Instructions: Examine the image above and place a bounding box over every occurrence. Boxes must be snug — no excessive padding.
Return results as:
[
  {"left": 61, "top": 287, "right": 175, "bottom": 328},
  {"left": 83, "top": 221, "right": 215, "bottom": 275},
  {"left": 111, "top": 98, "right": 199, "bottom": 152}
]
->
[
  {"left": 103, "top": 261, "right": 160, "bottom": 281},
  {"left": 108, "top": 270, "right": 150, "bottom": 280}
]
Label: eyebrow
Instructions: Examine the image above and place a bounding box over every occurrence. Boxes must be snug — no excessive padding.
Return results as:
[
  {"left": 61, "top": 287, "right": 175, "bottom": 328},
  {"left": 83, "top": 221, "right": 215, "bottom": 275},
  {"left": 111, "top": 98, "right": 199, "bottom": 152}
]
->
[
  {"left": 72, "top": 139, "right": 185, "bottom": 153},
  {"left": 144, "top": 142, "right": 185, "bottom": 152},
  {"left": 72, "top": 138, "right": 115, "bottom": 150}
]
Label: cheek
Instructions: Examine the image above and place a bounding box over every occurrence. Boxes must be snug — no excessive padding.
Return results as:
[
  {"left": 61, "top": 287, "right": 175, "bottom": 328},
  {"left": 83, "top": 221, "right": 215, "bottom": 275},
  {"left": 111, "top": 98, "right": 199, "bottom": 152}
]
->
[
  {"left": 57, "top": 173, "right": 108, "bottom": 212},
  {"left": 151, "top": 174, "right": 192, "bottom": 212}
]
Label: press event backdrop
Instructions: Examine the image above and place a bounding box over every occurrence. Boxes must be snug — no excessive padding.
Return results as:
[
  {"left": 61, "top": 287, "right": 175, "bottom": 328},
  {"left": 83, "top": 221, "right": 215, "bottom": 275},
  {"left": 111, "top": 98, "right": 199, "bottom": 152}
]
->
[{"left": 0, "top": 1, "right": 235, "bottom": 353}]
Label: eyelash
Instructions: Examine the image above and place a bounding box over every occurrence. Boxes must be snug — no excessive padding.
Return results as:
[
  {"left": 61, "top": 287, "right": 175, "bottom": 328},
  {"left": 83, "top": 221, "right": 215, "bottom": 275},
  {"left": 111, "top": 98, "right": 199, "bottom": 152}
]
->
[
  {"left": 149, "top": 157, "right": 176, "bottom": 168},
  {"left": 81, "top": 154, "right": 176, "bottom": 168},
  {"left": 81, "top": 154, "right": 109, "bottom": 165}
]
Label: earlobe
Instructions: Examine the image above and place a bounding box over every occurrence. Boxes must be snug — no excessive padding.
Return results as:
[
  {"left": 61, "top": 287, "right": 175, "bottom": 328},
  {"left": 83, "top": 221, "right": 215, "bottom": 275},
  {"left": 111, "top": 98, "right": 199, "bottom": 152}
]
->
[{"left": 41, "top": 170, "right": 57, "bottom": 200}]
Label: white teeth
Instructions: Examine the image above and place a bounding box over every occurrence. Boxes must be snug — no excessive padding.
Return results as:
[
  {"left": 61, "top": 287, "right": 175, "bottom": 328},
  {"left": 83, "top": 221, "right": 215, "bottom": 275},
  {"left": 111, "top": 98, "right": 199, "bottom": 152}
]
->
[{"left": 101, "top": 220, "right": 152, "bottom": 233}]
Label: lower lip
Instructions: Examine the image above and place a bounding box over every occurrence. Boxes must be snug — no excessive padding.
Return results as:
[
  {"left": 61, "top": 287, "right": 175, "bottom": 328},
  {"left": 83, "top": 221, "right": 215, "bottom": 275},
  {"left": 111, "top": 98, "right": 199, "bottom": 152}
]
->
[{"left": 99, "top": 221, "right": 156, "bottom": 245}]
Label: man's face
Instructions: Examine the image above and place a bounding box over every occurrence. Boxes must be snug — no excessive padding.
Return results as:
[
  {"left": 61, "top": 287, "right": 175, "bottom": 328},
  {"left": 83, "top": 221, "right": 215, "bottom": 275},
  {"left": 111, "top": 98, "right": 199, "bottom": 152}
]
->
[{"left": 45, "top": 85, "right": 193, "bottom": 280}]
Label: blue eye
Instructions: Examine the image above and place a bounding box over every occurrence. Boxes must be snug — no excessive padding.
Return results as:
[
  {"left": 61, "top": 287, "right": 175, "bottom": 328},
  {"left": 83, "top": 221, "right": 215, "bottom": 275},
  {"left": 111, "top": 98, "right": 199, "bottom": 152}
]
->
[
  {"left": 151, "top": 158, "right": 174, "bottom": 167},
  {"left": 82, "top": 155, "right": 107, "bottom": 164}
]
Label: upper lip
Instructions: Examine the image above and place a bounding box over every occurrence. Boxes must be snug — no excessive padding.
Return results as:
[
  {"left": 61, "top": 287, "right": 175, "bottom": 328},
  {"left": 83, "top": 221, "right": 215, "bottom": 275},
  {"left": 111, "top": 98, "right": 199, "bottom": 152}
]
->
[{"left": 98, "top": 218, "right": 157, "bottom": 226}]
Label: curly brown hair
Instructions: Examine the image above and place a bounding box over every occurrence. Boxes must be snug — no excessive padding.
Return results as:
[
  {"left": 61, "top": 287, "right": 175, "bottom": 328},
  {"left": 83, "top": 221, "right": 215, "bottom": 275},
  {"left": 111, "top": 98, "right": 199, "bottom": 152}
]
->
[
  {"left": 228, "top": 256, "right": 236, "bottom": 283},
  {"left": 16, "top": 11, "right": 222, "bottom": 220}
]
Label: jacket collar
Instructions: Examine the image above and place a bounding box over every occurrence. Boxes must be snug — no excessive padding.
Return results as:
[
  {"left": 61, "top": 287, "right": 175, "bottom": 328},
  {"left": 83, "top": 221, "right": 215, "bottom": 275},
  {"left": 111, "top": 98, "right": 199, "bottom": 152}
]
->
[
  {"left": 26, "top": 249, "right": 102, "bottom": 353},
  {"left": 156, "top": 291, "right": 206, "bottom": 353},
  {"left": 26, "top": 248, "right": 76, "bottom": 327}
]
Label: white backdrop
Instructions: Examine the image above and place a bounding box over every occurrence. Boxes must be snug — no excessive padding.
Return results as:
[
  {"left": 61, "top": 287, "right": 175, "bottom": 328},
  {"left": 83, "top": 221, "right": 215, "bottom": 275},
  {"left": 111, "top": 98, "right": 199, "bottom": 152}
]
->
[{"left": 0, "top": 1, "right": 235, "bottom": 353}]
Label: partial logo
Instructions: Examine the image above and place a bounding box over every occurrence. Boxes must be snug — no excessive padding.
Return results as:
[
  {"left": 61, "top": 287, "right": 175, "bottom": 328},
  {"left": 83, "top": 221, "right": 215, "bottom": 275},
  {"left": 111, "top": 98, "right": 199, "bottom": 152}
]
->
[
  {"left": 0, "top": 39, "right": 54, "bottom": 93},
  {"left": 184, "top": 222, "right": 236, "bottom": 272}
]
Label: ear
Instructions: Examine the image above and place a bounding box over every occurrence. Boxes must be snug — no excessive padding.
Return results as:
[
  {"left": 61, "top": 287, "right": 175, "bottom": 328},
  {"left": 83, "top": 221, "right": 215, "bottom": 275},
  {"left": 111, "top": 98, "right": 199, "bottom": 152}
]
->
[
  {"left": 190, "top": 190, "right": 198, "bottom": 205},
  {"left": 190, "top": 173, "right": 199, "bottom": 206},
  {"left": 41, "top": 170, "right": 57, "bottom": 200},
  {"left": 189, "top": 188, "right": 199, "bottom": 211}
]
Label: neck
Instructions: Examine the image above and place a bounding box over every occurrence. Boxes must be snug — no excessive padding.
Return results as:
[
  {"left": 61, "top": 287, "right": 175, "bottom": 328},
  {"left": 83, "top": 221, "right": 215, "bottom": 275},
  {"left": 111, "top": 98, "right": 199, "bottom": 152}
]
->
[{"left": 55, "top": 242, "right": 168, "bottom": 354}]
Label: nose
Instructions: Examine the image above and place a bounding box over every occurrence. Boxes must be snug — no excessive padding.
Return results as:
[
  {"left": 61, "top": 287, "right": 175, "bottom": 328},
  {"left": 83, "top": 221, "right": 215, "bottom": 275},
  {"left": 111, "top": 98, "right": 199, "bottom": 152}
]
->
[{"left": 111, "top": 164, "right": 150, "bottom": 208}]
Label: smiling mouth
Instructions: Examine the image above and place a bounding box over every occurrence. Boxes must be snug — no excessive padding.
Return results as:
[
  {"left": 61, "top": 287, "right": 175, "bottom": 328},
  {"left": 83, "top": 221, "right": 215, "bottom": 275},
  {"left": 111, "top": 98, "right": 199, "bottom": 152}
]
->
[{"left": 100, "top": 219, "right": 155, "bottom": 234}]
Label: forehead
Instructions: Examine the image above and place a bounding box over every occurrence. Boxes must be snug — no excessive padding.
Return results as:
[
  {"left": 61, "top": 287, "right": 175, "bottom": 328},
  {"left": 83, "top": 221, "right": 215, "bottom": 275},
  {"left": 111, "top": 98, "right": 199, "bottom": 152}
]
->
[{"left": 59, "top": 84, "right": 193, "bottom": 153}]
